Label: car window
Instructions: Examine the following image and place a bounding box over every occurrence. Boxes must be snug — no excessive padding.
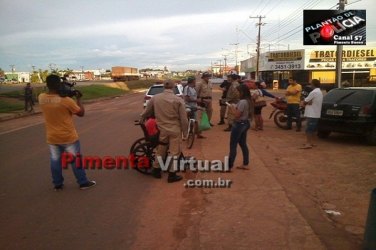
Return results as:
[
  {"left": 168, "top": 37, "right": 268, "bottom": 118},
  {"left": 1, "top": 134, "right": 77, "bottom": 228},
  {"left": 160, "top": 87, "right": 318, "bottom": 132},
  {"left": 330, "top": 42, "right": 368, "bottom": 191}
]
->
[
  {"left": 324, "top": 89, "right": 374, "bottom": 106},
  {"left": 147, "top": 86, "right": 164, "bottom": 95},
  {"left": 173, "top": 86, "right": 180, "bottom": 95},
  {"left": 147, "top": 85, "right": 181, "bottom": 95}
]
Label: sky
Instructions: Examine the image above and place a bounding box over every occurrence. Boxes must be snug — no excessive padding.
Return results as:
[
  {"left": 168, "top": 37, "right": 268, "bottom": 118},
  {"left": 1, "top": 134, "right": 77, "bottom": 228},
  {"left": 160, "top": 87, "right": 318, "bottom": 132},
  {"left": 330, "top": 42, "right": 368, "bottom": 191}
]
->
[{"left": 0, "top": 0, "right": 375, "bottom": 72}]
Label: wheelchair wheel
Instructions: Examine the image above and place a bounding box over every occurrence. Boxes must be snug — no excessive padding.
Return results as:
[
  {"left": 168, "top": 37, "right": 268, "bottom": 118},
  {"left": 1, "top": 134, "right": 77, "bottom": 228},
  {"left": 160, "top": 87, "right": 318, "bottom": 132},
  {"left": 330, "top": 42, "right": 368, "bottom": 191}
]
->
[
  {"left": 129, "top": 137, "right": 146, "bottom": 154},
  {"left": 131, "top": 142, "right": 156, "bottom": 175}
]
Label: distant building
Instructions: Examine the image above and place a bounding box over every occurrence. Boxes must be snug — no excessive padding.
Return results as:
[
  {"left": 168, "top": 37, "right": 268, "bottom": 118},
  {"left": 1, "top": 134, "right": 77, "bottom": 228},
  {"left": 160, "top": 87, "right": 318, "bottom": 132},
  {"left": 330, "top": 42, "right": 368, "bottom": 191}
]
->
[{"left": 4, "top": 72, "right": 30, "bottom": 83}]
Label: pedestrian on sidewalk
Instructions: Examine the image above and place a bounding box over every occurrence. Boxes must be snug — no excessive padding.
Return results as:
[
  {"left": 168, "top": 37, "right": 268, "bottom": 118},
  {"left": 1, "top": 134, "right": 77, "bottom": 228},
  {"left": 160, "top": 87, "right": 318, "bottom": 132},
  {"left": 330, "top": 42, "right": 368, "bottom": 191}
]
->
[
  {"left": 300, "top": 79, "right": 323, "bottom": 149},
  {"left": 24, "top": 82, "right": 34, "bottom": 112},
  {"left": 39, "top": 74, "right": 96, "bottom": 191},
  {"left": 227, "top": 84, "right": 252, "bottom": 171},
  {"left": 285, "top": 77, "right": 302, "bottom": 131}
]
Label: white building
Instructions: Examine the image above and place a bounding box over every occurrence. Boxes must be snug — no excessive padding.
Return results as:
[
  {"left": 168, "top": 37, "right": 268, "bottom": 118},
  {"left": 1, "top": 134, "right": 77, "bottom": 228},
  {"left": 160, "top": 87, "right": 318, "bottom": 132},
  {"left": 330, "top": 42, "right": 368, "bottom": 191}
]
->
[{"left": 4, "top": 72, "right": 30, "bottom": 83}]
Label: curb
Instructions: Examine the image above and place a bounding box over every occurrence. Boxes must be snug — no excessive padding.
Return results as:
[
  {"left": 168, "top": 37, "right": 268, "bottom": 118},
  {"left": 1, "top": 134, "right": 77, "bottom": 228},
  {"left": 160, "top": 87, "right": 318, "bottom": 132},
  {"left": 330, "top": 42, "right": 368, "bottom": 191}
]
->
[
  {"left": 0, "top": 89, "right": 147, "bottom": 122},
  {"left": 0, "top": 110, "right": 42, "bottom": 122}
]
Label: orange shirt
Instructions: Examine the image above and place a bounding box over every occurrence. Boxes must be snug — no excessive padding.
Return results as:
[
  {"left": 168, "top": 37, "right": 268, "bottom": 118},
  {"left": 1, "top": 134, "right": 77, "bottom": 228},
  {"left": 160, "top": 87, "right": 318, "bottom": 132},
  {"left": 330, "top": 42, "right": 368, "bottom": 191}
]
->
[{"left": 38, "top": 93, "right": 80, "bottom": 144}]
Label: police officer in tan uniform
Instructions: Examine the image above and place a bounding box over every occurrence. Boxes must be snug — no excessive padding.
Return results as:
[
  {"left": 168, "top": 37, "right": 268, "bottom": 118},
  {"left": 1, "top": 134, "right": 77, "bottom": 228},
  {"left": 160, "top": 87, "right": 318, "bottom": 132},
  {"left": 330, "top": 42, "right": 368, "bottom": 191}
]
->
[
  {"left": 224, "top": 73, "right": 240, "bottom": 131},
  {"left": 196, "top": 72, "right": 214, "bottom": 126},
  {"left": 141, "top": 80, "right": 188, "bottom": 183}
]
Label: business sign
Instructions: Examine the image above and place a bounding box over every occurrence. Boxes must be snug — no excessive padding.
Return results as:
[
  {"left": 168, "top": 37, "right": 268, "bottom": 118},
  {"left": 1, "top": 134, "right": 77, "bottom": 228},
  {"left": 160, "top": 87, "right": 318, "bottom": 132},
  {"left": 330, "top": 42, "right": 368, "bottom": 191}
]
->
[
  {"left": 303, "top": 10, "right": 366, "bottom": 45},
  {"left": 260, "top": 50, "right": 304, "bottom": 71},
  {"left": 306, "top": 48, "right": 376, "bottom": 69}
]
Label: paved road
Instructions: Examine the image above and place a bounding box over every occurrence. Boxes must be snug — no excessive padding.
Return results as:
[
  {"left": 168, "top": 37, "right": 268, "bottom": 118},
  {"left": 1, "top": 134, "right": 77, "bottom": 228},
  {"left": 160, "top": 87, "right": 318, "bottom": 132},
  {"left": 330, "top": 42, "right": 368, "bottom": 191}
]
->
[{"left": 0, "top": 92, "right": 151, "bottom": 249}]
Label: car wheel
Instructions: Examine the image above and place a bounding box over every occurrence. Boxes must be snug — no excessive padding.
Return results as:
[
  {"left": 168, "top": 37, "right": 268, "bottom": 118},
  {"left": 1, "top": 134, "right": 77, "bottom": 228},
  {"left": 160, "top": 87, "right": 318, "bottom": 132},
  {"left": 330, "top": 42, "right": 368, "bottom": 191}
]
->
[
  {"left": 366, "top": 126, "right": 376, "bottom": 146},
  {"left": 317, "top": 130, "right": 331, "bottom": 138}
]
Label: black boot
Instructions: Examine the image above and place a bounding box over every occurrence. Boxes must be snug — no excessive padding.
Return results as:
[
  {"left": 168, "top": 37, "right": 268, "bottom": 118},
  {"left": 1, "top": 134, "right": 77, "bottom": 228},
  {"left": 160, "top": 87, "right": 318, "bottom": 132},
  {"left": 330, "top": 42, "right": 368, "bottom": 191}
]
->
[
  {"left": 224, "top": 125, "right": 232, "bottom": 132},
  {"left": 151, "top": 168, "right": 162, "bottom": 179},
  {"left": 167, "top": 172, "right": 182, "bottom": 183},
  {"left": 217, "top": 119, "right": 225, "bottom": 125}
]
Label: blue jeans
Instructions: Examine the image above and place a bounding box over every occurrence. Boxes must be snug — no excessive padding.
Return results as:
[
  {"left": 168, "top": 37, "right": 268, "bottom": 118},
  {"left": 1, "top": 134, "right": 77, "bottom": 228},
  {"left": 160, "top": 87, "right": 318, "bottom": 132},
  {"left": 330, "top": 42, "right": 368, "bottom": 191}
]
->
[
  {"left": 305, "top": 118, "right": 319, "bottom": 134},
  {"left": 48, "top": 140, "right": 88, "bottom": 186},
  {"left": 229, "top": 120, "right": 250, "bottom": 169},
  {"left": 286, "top": 104, "right": 301, "bottom": 129}
]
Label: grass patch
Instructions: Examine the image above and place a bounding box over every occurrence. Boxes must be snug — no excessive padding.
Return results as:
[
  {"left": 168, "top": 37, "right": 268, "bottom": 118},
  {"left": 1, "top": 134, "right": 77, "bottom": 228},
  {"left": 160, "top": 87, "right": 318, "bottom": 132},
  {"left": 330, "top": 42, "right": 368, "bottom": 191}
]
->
[
  {"left": 0, "top": 80, "right": 156, "bottom": 112},
  {"left": 125, "top": 79, "right": 159, "bottom": 89},
  {"left": 1, "top": 86, "right": 46, "bottom": 99},
  {"left": 0, "top": 98, "right": 24, "bottom": 113},
  {"left": 75, "top": 85, "right": 128, "bottom": 100}
]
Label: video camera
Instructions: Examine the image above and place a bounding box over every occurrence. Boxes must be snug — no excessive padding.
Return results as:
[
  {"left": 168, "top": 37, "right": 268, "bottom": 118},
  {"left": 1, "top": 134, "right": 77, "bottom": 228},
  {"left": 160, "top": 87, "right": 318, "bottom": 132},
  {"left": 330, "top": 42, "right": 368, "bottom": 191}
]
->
[{"left": 59, "top": 76, "right": 82, "bottom": 98}]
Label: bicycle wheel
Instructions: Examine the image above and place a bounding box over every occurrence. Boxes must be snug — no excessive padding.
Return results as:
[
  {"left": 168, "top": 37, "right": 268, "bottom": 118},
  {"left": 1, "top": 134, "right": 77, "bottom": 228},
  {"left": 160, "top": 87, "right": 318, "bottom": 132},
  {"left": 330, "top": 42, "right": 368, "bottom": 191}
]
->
[
  {"left": 129, "top": 137, "right": 146, "bottom": 154},
  {"left": 131, "top": 142, "right": 156, "bottom": 175},
  {"left": 186, "top": 120, "right": 195, "bottom": 149}
]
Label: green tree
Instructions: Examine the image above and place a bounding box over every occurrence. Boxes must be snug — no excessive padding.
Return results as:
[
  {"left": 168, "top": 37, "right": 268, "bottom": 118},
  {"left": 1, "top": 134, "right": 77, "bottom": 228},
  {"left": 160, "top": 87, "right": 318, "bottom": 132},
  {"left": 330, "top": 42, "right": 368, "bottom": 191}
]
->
[
  {"left": 39, "top": 69, "right": 50, "bottom": 83},
  {"left": 30, "top": 72, "right": 40, "bottom": 83},
  {"left": 0, "top": 68, "right": 4, "bottom": 77}
]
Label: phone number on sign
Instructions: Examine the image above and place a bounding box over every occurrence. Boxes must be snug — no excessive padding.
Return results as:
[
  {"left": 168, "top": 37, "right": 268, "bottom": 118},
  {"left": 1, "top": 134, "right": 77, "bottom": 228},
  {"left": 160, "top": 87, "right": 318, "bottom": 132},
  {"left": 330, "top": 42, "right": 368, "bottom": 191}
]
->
[{"left": 272, "top": 64, "right": 302, "bottom": 70}]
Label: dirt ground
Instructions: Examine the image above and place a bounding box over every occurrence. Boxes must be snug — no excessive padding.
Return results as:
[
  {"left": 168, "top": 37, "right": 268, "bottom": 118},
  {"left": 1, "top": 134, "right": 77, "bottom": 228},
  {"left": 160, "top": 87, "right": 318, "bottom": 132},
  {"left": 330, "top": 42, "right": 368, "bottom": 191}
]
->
[
  {"left": 130, "top": 88, "right": 375, "bottom": 249},
  {"left": 205, "top": 88, "right": 375, "bottom": 248}
]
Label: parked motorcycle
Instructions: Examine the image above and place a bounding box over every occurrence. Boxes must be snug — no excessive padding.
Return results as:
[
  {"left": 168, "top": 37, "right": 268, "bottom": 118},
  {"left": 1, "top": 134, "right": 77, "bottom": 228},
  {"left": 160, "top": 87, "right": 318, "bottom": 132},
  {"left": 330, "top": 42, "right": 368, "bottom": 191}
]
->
[{"left": 269, "top": 98, "right": 306, "bottom": 129}]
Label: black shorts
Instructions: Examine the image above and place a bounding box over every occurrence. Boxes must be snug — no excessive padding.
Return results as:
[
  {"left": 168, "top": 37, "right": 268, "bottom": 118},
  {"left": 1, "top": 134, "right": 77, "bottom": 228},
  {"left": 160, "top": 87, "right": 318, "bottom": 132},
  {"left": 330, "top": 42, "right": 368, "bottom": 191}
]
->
[{"left": 254, "top": 106, "right": 263, "bottom": 115}]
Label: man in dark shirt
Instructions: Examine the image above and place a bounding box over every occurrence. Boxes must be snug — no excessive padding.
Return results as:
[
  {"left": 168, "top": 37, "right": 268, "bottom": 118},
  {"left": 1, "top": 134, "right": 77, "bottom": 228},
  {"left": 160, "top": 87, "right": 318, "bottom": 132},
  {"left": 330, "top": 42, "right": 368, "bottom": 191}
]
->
[{"left": 24, "top": 83, "right": 34, "bottom": 112}]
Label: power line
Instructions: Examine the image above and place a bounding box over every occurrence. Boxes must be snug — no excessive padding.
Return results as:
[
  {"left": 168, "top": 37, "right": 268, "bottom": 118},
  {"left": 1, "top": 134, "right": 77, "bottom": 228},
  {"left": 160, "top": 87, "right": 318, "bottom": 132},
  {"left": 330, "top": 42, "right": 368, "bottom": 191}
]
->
[{"left": 263, "top": 0, "right": 325, "bottom": 40}]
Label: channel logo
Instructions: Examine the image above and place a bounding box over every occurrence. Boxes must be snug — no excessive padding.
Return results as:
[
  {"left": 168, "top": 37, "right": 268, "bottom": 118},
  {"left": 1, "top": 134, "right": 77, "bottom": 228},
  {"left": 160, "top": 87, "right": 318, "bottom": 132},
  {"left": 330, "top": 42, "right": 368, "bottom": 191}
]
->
[{"left": 303, "top": 10, "right": 366, "bottom": 45}]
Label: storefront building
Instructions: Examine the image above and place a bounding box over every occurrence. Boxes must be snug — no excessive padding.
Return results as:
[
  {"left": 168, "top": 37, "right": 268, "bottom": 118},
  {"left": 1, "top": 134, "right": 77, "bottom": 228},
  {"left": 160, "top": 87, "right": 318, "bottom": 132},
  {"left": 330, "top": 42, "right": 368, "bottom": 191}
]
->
[{"left": 241, "top": 47, "right": 376, "bottom": 89}]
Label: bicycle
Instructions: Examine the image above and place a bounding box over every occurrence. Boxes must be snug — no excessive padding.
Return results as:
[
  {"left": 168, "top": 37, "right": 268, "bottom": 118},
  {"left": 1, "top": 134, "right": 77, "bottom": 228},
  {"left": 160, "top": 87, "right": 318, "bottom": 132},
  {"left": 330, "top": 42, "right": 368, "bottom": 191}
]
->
[{"left": 184, "top": 105, "right": 204, "bottom": 149}]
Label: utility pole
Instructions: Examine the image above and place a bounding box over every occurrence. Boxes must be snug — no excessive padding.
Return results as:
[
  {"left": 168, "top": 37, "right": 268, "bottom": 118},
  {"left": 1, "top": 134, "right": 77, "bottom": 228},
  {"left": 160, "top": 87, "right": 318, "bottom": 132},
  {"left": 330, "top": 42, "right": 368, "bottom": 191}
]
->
[
  {"left": 336, "top": 0, "right": 347, "bottom": 88},
  {"left": 250, "top": 15, "right": 266, "bottom": 81},
  {"left": 222, "top": 54, "right": 228, "bottom": 75},
  {"left": 230, "top": 43, "right": 239, "bottom": 73},
  {"left": 80, "top": 66, "right": 84, "bottom": 81}
]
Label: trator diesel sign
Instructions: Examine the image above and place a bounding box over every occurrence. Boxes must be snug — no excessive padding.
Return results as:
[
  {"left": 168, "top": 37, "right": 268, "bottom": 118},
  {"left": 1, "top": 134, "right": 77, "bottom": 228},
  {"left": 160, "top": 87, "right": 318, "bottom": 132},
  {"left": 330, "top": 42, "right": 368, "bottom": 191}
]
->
[
  {"left": 303, "top": 10, "right": 366, "bottom": 45},
  {"left": 306, "top": 48, "right": 376, "bottom": 69}
]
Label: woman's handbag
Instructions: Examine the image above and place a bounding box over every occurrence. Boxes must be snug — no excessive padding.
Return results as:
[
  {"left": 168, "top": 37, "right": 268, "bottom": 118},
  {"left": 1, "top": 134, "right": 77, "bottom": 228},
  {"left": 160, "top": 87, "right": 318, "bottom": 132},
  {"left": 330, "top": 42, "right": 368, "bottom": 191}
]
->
[{"left": 254, "top": 89, "right": 266, "bottom": 107}]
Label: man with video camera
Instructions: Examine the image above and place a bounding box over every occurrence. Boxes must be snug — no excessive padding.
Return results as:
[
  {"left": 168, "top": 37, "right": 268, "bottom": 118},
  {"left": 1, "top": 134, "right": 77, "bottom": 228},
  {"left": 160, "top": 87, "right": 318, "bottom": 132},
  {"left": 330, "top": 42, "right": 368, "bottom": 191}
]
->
[{"left": 38, "top": 74, "right": 96, "bottom": 191}]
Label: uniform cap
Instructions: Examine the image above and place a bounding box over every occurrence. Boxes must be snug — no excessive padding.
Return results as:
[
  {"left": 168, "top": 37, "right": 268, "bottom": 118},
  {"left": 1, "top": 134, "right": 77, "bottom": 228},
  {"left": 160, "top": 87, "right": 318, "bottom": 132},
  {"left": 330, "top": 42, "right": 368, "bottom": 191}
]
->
[{"left": 201, "top": 72, "right": 212, "bottom": 78}]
